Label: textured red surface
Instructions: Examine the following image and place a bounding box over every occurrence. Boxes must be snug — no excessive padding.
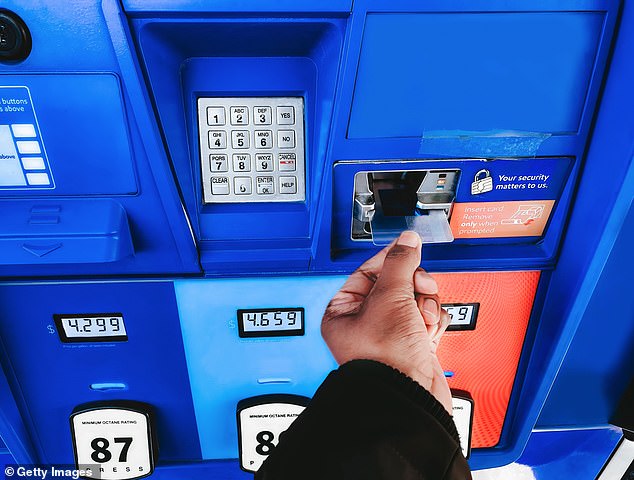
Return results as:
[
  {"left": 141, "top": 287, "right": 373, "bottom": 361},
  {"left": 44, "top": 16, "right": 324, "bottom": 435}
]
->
[{"left": 435, "top": 271, "right": 540, "bottom": 448}]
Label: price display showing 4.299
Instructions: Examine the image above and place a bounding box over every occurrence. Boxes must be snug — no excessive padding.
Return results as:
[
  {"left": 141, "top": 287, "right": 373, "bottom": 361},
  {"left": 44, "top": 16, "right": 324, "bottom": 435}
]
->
[
  {"left": 54, "top": 313, "right": 128, "bottom": 343},
  {"left": 237, "top": 308, "right": 305, "bottom": 338}
]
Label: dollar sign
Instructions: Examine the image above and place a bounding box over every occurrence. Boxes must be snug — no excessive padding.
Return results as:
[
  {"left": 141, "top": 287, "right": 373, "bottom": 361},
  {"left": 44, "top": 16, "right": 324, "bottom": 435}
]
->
[{"left": 47, "top": 325, "right": 55, "bottom": 334}]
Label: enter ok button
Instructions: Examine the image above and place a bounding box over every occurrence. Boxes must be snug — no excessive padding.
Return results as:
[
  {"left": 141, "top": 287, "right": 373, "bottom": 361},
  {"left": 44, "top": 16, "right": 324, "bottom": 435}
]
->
[{"left": 279, "top": 176, "right": 297, "bottom": 194}]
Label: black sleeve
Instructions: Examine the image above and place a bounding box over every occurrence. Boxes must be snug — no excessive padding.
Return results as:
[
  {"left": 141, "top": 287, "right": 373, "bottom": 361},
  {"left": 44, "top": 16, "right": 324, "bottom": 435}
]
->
[{"left": 256, "top": 359, "right": 472, "bottom": 480}]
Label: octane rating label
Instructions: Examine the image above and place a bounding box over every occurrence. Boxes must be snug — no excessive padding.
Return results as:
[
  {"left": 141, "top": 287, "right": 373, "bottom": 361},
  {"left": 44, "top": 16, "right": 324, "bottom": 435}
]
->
[{"left": 70, "top": 408, "right": 153, "bottom": 480}]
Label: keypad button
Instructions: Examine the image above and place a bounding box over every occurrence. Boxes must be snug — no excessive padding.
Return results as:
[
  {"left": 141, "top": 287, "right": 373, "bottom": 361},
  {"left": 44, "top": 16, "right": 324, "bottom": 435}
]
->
[
  {"left": 254, "top": 106, "right": 272, "bottom": 125},
  {"left": 277, "top": 106, "right": 295, "bottom": 125},
  {"left": 234, "top": 177, "right": 252, "bottom": 195},
  {"left": 279, "top": 176, "right": 297, "bottom": 194},
  {"left": 256, "top": 176, "right": 275, "bottom": 195},
  {"left": 232, "top": 153, "right": 251, "bottom": 172},
  {"left": 206, "top": 107, "right": 226, "bottom": 126},
  {"left": 230, "top": 106, "right": 249, "bottom": 125},
  {"left": 209, "top": 154, "right": 228, "bottom": 172},
  {"left": 277, "top": 130, "right": 295, "bottom": 149},
  {"left": 211, "top": 176, "right": 230, "bottom": 195},
  {"left": 254, "top": 130, "right": 273, "bottom": 149},
  {"left": 255, "top": 153, "right": 274, "bottom": 172},
  {"left": 231, "top": 130, "right": 250, "bottom": 149},
  {"left": 278, "top": 152, "right": 296, "bottom": 172},
  {"left": 208, "top": 131, "right": 227, "bottom": 149}
]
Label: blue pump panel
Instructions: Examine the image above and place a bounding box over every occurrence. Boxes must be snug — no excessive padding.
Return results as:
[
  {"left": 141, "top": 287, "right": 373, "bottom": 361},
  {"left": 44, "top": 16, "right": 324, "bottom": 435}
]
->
[
  {"left": 348, "top": 13, "right": 605, "bottom": 138},
  {"left": 0, "top": 0, "right": 632, "bottom": 478}
]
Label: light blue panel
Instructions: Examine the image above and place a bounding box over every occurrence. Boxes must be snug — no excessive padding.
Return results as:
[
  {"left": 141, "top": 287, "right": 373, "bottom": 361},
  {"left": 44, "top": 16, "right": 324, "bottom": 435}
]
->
[
  {"left": 175, "top": 276, "right": 346, "bottom": 459},
  {"left": 348, "top": 12, "right": 604, "bottom": 138}
]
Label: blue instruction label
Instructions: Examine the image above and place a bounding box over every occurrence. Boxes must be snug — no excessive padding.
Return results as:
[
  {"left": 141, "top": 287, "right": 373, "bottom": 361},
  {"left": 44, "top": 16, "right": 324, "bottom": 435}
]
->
[{"left": 0, "top": 86, "right": 54, "bottom": 190}]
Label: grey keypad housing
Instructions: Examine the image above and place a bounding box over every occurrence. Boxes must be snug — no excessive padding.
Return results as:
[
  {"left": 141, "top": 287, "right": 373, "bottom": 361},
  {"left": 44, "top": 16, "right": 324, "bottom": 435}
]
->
[{"left": 197, "top": 97, "right": 306, "bottom": 203}]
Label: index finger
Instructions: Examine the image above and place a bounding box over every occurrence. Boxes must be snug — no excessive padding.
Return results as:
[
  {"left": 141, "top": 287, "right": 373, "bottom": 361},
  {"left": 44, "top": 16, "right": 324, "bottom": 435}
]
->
[{"left": 327, "top": 241, "right": 394, "bottom": 307}]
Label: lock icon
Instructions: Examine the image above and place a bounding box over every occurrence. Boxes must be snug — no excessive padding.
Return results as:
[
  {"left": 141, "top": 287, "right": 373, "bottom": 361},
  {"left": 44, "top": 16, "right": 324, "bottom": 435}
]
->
[{"left": 471, "top": 169, "right": 493, "bottom": 195}]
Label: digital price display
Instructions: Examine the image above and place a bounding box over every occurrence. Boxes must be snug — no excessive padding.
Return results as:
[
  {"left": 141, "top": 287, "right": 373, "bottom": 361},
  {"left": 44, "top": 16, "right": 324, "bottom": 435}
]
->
[
  {"left": 443, "top": 303, "right": 480, "bottom": 331},
  {"left": 237, "top": 308, "right": 304, "bottom": 338},
  {"left": 54, "top": 313, "right": 128, "bottom": 343}
]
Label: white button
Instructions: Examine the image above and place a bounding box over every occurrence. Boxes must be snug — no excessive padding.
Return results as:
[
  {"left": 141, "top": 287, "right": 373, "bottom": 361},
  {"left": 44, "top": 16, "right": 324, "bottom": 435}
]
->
[
  {"left": 230, "top": 106, "right": 249, "bottom": 125},
  {"left": 16, "top": 141, "right": 41, "bottom": 154},
  {"left": 11, "top": 124, "right": 36, "bottom": 138},
  {"left": 209, "top": 154, "right": 228, "bottom": 172},
  {"left": 277, "top": 130, "right": 295, "bottom": 149},
  {"left": 207, "top": 107, "right": 226, "bottom": 126},
  {"left": 253, "top": 106, "right": 272, "bottom": 125},
  {"left": 231, "top": 130, "right": 250, "bottom": 149},
  {"left": 278, "top": 152, "right": 296, "bottom": 172},
  {"left": 279, "top": 176, "right": 297, "bottom": 194},
  {"left": 256, "top": 176, "right": 275, "bottom": 195},
  {"left": 232, "top": 153, "right": 251, "bottom": 172},
  {"left": 211, "top": 176, "right": 230, "bottom": 195},
  {"left": 21, "top": 157, "right": 46, "bottom": 170},
  {"left": 234, "top": 177, "right": 252, "bottom": 195},
  {"left": 208, "top": 131, "right": 227, "bottom": 149},
  {"left": 254, "top": 130, "right": 272, "bottom": 149},
  {"left": 26, "top": 172, "right": 50, "bottom": 186},
  {"left": 255, "top": 153, "right": 274, "bottom": 172},
  {"left": 277, "top": 106, "right": 295, "bottom": 125}
]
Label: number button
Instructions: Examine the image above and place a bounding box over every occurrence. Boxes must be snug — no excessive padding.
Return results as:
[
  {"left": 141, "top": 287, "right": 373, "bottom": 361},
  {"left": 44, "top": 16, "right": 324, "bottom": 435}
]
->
[
  {"left": 254, "top": 130, "right": 273, "bottom": 149},
  {"left": 232, "top": 153, "right": 251, "bottom": 172},
  {"left": 231, "top": 130, "right": 250, "bottom": 149},
  {"left": 234, "top": 177, "right": 252, "bottom": 195},
  {"left": 277, "top": 130, "right": 295, "bottom": 149},
  {"left": 230, "top": 106, "right": 249, "bottom": 125},
  {"left": 255, "top": 153, "right": 274, "bottom": 172},
  {"left": 206, "top": 107, "right": 226, "bottom": 125},
  {"left": 254, "top": 106, "right": 272, "bottom": 125},
  {"left": 209, "top": 154, "right": 228, "bottom": 172},
  {"left": 208, "top": 131, "right": 227, "bottom": 149},
  {"left": 276, "top": 106, "right": 295, "bottom": 125}
]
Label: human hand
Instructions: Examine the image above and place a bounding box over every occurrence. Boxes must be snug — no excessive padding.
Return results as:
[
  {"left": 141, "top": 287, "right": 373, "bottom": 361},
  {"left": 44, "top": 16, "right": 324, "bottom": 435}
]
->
[{"left": 321, "top": 231, "right": 452, "bottom": 412}]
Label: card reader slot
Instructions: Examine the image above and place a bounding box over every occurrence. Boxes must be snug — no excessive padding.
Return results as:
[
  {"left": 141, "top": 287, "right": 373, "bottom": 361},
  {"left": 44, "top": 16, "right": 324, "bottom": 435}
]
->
[{"left": 351, "top": 169, "right": 459, "bottom": 245}]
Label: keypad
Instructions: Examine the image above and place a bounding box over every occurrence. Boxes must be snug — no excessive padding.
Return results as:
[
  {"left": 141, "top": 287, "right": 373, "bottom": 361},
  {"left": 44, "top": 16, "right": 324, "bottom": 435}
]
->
[{"left": 198, "top": 97, "right": 305, "bottom": 203}]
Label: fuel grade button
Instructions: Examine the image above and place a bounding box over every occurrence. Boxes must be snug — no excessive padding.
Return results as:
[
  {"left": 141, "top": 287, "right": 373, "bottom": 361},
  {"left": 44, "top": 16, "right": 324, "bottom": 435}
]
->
[
  {"left": 237, "top": 394, "right": 309, "bottom": 473},
  {"left": 70, "top": 401, "right": 157, "bottom": 480}
]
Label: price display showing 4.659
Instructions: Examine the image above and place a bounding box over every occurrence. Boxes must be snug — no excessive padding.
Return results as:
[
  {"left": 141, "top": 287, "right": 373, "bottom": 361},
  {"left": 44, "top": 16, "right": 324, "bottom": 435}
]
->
[
  {"left": 237, "top": 308, "right": 304, "bottom": 338},
  {"left": 70, "top": 403, "right": 156, "bottom": 480},
  {"left": 54, "top": 313, "right": 128, "bottom": 343}
]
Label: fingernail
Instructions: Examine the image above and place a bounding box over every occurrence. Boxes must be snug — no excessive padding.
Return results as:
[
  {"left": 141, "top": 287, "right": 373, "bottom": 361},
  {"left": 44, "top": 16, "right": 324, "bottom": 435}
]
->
[
  {"left": 397, "top": 231, "right": 421, "bottom": 248},
  {"left": 423, "top": 298, "right": 439, "bottom": 321}
]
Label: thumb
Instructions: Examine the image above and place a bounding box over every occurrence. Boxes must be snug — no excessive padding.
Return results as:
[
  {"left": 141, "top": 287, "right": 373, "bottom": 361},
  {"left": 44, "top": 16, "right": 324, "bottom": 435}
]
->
[{"left": 372, "top": 231, "right": 422, "bottom": 297}]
